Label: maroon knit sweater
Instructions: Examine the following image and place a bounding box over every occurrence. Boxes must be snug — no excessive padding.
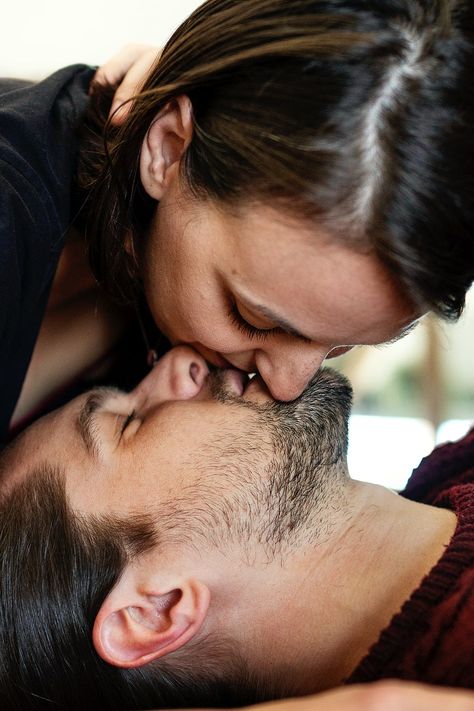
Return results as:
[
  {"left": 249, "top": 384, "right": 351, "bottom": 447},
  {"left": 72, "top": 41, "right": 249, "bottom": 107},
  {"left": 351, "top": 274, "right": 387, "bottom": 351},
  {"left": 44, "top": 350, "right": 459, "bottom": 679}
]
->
[{"left": 346, "top": 427, "right": 474, "bottom": 688}]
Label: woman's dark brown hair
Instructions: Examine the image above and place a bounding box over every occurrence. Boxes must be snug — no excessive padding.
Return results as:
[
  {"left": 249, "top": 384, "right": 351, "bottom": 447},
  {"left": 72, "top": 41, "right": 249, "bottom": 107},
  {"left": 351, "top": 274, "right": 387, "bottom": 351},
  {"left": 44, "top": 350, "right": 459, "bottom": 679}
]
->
[{"left": 80, "top": 0, "right": 474, "bottom": 319}]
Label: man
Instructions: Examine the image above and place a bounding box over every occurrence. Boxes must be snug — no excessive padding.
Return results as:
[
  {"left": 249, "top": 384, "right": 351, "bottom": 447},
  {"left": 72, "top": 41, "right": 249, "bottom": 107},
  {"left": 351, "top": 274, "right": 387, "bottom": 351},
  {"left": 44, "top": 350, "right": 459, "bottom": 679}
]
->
[{"left": 0, "top": 345, "right": 472, "bottom": 710}]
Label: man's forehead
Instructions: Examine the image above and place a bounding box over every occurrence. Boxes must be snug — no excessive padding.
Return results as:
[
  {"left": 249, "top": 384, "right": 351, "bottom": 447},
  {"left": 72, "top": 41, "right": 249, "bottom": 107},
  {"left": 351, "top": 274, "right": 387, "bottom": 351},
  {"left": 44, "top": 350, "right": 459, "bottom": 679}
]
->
[{"left": 0, "top": 406, "right": 72, "bottom": 490}]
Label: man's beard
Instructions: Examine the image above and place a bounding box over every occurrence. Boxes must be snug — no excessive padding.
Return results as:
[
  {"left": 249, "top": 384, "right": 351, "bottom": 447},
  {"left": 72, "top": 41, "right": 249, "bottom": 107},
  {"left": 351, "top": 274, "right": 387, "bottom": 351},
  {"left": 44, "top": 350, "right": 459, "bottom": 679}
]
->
[
  {"left": 161, "top": 368, "right": 353, "bottom": 561},
  {"left": 256, "top": 368, "right": 352, "bottom": 547},
  {"left": 203, "top": 368, "right": 352, "bottom": 557}
]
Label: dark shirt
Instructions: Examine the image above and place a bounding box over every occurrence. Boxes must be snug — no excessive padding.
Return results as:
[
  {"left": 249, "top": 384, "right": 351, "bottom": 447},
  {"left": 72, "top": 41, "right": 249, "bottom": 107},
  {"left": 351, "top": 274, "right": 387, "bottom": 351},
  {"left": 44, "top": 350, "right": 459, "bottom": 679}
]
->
[
  {"left": 347, "top": 428, "right": 474, "bottom": 689},
  {"left": 0, "top": 65, "right": 94, "bottom": 440}
]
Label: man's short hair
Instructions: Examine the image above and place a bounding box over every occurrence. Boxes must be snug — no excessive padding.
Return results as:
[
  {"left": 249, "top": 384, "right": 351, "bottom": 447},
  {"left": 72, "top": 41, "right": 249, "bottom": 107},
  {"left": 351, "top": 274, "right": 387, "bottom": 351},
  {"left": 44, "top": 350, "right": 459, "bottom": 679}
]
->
[{"left": 0, "top": 467, "right": 266, "bottom": 711}]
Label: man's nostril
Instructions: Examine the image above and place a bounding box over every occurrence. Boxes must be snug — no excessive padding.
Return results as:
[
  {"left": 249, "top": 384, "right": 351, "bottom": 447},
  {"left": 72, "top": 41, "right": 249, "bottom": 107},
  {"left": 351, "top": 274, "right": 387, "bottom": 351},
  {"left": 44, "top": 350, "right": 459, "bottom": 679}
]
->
[{"left": 189, "top": 362, "right": 200, "bottom": 384}]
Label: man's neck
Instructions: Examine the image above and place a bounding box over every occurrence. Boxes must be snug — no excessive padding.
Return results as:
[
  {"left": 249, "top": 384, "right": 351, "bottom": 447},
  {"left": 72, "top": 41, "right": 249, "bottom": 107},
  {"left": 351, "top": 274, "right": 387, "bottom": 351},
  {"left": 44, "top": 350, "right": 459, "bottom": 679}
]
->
[{"left": 242, "top": 480, "right": 457, "bottom": 695}]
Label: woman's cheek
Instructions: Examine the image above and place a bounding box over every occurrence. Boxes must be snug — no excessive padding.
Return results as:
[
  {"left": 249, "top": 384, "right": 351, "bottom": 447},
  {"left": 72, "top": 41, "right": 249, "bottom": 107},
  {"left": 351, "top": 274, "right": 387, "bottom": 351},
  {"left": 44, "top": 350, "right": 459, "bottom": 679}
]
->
[{"left": 190, "top": 310, "right": 241, "bottom": 352}]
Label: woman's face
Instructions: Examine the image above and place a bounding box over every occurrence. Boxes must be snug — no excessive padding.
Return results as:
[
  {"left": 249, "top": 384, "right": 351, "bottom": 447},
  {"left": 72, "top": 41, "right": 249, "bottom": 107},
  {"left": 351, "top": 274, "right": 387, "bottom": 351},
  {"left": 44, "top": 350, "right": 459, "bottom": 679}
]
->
[{"left": 142, "top": 168, "right": 417, "bottom": 401}]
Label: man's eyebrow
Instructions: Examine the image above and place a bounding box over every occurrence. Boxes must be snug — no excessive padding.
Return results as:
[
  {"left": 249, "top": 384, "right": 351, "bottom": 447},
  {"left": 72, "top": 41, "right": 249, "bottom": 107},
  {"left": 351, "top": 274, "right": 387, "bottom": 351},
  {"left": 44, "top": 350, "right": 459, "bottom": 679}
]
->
[
  {"left": 240, "top": 296, "right": 312, "bottom": 343},
  {"left": 75, "top": 388, "right": 119, "bottom": 461}
]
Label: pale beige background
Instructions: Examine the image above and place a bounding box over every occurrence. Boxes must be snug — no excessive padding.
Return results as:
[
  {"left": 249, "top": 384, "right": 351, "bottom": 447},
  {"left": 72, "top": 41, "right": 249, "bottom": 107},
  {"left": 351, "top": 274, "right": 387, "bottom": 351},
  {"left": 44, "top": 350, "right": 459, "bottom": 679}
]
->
[{"left": 1, "top": 0, "right": 203, "bottom": 79}]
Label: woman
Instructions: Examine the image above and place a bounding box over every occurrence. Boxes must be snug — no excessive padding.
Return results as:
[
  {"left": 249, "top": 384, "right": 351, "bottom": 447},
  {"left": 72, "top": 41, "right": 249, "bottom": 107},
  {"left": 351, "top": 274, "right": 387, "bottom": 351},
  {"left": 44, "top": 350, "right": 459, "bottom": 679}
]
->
[{"left": 80, "top": 0, "right": 474, "bottom": 404}]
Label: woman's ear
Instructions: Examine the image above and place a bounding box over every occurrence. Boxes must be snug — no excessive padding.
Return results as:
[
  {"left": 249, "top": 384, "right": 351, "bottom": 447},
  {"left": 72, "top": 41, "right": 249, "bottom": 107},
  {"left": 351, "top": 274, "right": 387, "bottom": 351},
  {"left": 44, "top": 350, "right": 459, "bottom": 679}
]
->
[
  {"left": 92, "top": 566, "right": 210, "bottom": 669},
  {"left": 140, "top": 94, "right": 193, "bottom": 201}
]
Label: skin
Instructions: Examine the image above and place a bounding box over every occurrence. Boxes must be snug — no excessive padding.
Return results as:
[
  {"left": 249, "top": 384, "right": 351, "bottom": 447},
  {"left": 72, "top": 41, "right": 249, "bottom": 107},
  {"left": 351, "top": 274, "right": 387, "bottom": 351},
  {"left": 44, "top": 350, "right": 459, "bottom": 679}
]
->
[
  {"left": 161, "top": 683, "right": 474, "bottom": 711},
  {"left": 6, "top": 347, "right": 270, "bottom": 514},
  {"left": 241, "top": 682, "right": 474, "bottom": 711},
  {"left": 11, "top": 235, "right": 126, "bottom": 427},
  {"left": 4, "top": 346, "right": 457, "bottom": 695},
  {"left": 139, "top": 96, "right": 418, "bottom": 402}
]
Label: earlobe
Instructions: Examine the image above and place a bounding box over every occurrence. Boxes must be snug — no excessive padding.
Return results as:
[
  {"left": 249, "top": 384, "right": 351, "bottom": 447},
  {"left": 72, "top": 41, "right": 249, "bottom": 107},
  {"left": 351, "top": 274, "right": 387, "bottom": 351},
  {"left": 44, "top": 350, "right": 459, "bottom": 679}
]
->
[
  {"left": 140, "top": 95, "right": 193, "bottom": 201},
  {"left": 93, "top": 574, "right": 210, "bottom": 669}
]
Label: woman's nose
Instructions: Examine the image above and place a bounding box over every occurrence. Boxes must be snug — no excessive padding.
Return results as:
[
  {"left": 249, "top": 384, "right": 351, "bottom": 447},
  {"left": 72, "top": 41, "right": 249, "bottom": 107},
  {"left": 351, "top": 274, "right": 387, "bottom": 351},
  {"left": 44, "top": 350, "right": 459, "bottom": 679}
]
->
[
  {"left": 138, "top": 346, "right": 210, "bottom": 403},
  {"left": 254, "top": 346, "right": 328, "bottom": 401}
]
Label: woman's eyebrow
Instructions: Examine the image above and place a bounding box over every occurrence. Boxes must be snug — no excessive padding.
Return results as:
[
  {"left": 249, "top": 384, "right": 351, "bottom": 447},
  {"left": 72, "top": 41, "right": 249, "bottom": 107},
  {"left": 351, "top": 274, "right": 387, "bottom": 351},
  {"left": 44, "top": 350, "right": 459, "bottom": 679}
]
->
[{"left": 75, "top": 388, "right": 119, "bottom": 461}]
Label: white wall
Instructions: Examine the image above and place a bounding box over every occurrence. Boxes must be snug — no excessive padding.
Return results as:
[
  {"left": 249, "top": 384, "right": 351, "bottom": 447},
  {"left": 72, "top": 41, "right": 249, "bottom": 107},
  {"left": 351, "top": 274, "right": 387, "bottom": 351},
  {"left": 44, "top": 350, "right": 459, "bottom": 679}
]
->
[{"left": 1, "top": 0, "right": 204, "bottom": 79}]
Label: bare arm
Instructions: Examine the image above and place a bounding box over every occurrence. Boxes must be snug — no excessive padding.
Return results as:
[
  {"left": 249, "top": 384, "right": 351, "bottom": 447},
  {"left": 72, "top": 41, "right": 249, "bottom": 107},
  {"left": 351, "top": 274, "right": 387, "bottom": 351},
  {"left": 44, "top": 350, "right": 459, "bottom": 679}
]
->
[
  {"left": 249, "top": 682, "right": 474, "bottom": 711},
  {"left": 148, "top": 682, "right": 474, "bottom": 711}
]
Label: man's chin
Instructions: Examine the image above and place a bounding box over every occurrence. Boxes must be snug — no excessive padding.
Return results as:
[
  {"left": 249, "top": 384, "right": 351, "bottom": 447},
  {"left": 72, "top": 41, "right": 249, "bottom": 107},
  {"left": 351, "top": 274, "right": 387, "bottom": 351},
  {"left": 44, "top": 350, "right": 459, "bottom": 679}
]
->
[{"left": 278, "top": 367, "right": 353, "bottom": 444}]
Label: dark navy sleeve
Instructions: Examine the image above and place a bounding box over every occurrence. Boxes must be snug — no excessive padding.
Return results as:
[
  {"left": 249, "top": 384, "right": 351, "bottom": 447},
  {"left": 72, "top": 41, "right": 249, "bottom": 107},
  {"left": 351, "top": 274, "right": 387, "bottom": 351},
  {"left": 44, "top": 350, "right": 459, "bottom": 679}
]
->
[{"left": 0, "top": 65, "right": 95, "bottom": 439}]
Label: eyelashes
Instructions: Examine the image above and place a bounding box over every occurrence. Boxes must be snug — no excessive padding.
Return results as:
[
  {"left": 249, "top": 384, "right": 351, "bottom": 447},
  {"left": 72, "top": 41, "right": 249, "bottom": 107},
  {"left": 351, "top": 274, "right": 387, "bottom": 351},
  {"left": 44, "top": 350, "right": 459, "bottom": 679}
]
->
[
  {"left": 227, "top": 301, "right": 276, "bottom": 342},
  {"left": 120, "top": 410, "right": 136, "bottom": 437}
]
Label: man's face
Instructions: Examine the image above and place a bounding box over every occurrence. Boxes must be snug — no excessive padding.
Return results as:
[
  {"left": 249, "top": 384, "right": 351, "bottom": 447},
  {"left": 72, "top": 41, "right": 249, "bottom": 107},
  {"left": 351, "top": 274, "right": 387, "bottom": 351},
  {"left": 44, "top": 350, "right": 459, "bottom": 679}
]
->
[{"left": 4, "top": 347, "right": 352, "bottom": 551}]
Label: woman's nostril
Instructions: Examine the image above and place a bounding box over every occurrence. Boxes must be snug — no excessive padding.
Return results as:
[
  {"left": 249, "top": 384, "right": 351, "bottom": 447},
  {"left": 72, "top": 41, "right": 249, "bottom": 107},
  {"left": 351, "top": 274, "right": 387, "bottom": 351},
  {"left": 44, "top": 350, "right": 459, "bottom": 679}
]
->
[{"left": 189, "top": 362, "right": 200, "bottom": 384}]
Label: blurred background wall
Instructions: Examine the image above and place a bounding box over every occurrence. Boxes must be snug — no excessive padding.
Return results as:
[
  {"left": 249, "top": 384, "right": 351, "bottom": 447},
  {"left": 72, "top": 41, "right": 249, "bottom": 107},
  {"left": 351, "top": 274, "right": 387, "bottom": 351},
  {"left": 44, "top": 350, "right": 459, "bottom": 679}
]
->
[
  {"left": 2, "top": 0, "right": 472, "bottom": 488},
  {"left": 333, "top": 292, "right": 474, "bottom": 489},
  {"left": 0, "top": 0, "right": 204, "bottom": 78}
]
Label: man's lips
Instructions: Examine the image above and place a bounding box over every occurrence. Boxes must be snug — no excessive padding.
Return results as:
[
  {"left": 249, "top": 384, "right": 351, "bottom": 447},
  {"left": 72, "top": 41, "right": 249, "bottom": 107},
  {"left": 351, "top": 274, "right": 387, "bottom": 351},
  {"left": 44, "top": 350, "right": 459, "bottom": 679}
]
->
[
  {"left": 221, "top": 369, "right": 250, "bottom": 397},
  {"left": 220, "top": 369, "right": 272, "bottom": 400}
]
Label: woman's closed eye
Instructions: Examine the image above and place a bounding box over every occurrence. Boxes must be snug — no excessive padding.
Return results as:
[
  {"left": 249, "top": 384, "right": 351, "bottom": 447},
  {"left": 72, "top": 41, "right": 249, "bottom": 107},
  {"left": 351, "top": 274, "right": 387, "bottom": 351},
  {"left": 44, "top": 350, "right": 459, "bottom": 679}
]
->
[{"left": 228, "top": 300, "right": 277, "bottom": 342}]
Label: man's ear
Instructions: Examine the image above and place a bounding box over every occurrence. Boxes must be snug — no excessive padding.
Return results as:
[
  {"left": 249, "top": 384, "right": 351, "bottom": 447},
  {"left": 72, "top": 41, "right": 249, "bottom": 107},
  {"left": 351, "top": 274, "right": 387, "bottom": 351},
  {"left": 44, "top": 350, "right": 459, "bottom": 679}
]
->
[
  {"left": 140, "top": 94, "right": 193, "bottom": 201},
  {"left": 92, "top": 567, "right": 210, "bottom": 669}
]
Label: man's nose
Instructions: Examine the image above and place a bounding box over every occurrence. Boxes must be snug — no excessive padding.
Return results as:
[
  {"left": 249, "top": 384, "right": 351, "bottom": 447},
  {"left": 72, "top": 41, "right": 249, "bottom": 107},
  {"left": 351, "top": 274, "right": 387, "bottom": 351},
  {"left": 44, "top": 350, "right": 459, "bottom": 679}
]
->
[
  {"left": 139, "top": 346, "right": 210, "bottom": 403},
  {"left": 254, "top": 344, "right": 328, "bottom": 401}
]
